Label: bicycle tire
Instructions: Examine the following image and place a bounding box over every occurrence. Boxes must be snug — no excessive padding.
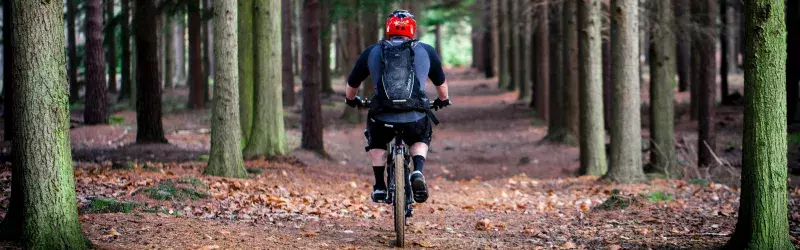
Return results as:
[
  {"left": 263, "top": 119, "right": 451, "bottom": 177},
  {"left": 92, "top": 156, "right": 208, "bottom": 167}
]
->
[{"left": 393, "top": 150, "right": 405, "bottom": 247}]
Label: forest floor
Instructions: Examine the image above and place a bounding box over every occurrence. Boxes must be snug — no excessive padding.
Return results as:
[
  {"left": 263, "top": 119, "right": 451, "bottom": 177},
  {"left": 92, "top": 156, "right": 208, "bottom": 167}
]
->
[{"left": 1, "top": 68, "right": 800, "bottom": 249}]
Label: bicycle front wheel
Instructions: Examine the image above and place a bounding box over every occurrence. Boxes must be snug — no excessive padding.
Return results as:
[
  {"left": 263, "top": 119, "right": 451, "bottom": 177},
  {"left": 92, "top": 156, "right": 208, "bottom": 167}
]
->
[{"left": 393, "top": 151, "right": 405, "bottom": 247}]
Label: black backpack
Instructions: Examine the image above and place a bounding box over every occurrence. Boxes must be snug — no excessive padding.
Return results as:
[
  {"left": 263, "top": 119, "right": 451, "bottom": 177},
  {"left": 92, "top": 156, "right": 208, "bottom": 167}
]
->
[{"left": 369, "top": 39, "right": 430, "bottom": 115}]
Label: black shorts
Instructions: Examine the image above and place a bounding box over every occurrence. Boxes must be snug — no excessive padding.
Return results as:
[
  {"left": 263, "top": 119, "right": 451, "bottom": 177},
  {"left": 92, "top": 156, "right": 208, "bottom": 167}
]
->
[{"left": 364, "top": 116, "right": 432, "bottom": 151}]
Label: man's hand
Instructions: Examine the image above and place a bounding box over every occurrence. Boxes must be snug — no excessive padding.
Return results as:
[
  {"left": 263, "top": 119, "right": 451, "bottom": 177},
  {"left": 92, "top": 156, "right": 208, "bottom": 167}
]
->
[
  {"left": 432, "top": 98, "right": 451, "bottom": 110},
  {"left": 346, "top": 96, "right": 363, "bottom": 108}
]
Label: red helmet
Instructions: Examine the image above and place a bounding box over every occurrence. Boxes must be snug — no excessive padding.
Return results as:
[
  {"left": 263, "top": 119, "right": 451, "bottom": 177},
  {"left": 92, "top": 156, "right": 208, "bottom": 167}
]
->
[{"left": 385, "top": 10, "right": 416, "bottom": 38}]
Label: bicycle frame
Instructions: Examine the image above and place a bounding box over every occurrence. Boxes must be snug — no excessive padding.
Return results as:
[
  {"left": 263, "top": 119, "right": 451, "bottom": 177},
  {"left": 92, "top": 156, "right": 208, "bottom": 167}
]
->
[{"left": 385, "top": 135, "right": 414, "bottom": 215}]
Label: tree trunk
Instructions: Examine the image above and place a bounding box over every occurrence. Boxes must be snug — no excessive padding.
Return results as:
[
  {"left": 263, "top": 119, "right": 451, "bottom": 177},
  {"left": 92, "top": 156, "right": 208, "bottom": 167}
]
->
[
  {"left": 508, "top": 0, "right": 520, "bottom": 92},
  {"left": 238, "top": 0, "right": 254, "bottom": 144},
  {"left": 281, "top": 0, "right": 295, "bottom": 106},
  {"left": 604, "top": 0, "right": 646, "bottom": 184},
  {"left": 2, "top": 0, "right": 11, "bottom": 142},
  {"left": 301, "top": 0, "right": 324, "bottom": 153},
  {"left": 360, "top": 5, "right": 377, "bottom": 99},
  {"left": 134, "top": 0, "right": 167, "bottom": 143},
  {"left": 489, "top": 0, "right": 499, "bottom": 78},
  {"left": 119, "top": 0, "right": 132, "bottom": 101},
  {"left": 517, "top": 1, "right": 531, "bottom": 101},
  {"left": 203, "top": 0, "right": 213, "bottom": 101},
  {"left": 694, "top": 0, "right": 716, "bottom": 168},
  {"left": 727, "top": 1, "right": 791, "bottom": 247},
  {"left": 602, "top": 6, "right": 612, "bottom": 131},
  {"left": 205, "top": 0, "right": 247, "bottom": 178},
  {"left": 106, "top": 0, "right": 117, "bottom": 93},
  {"left": 0, "top": 2, "right": 87, "bottom": 247},
  {"left": 649, "top": 0, "right": 678, "bottom": 177},
  {"left": 171, "top": 15, "right": 186, "bottom": 88},
  {"left": 578, "top": 0, "right": 606, "bottom": 176},
  {"left": 339, "top": 2, "right": 362, "bottom": 123},
  {"left": 243, "top": 0, "right": 288, "bottom": 157},
  {"left": 320, "top": 0, "right": 333, "bottom": 94},
  {"left": 545, "top": 1, "right": 570, "bottom": 143},
  {"left": 67, "top": 0, "right": 79, "bottom": 104},
  {"left": 164, "top": 14, "right": 173, "bottom": 89},
  {"left": 85, "top": 0, "right": 108, "bottom": 125},
  {"left": 188, "top": 1, "right": 205, "bottom": 109},
  {"left": 563, "top": 0, "right": 579, "bottom": 140},
  {"left": 719, "top": 0, "right": 730, "bottom": 102},
  {"left": 497, "top": 0, "right": 510, "bottom": 89},
  {"left": 434, "top": 23, "right": 442, "bottom": 59},
  {"left": 786, "top": 0, "right": 799, "bottom": 124},
  {"left": 482, "top": 0, "right": 494, "bottom": 78},
  {"left": 533, "top": 1, "right": 548, "bottom": 120},
  {"left": 674, "top": 0, "right": 691, "bottom": 93}
]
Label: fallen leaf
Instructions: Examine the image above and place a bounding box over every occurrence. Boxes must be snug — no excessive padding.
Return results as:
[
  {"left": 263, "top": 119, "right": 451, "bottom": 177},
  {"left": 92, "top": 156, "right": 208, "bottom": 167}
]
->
[
  {"left": 196, "top": 245, "right": 220, "bottom": 250},
  {"left": 104, "top": 227, "right": 121, "bottom": 239},
  {"left": 561, "top": 241, "right": 576, "bottom": 249},
  {"left": 475, "top": 218, "right": 492, "bottom": 231},
  {"left": 301, "top": 231, "right": 319, "bottom": 237},
  {"left": 606, "top": 245, "right": 622, "bottom": 250},
  {"left": 413, "top": 241, "right": 435, "bottom": 248}
]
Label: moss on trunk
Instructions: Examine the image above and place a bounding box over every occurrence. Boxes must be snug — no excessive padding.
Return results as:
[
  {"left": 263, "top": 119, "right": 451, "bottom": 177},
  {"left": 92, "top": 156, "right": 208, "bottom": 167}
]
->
[
  {"left": 577, "top": 0, "right": 606, "bottom": 176},
  {"left": 238, "top": 0, "right": 255, "bottom": 145}
]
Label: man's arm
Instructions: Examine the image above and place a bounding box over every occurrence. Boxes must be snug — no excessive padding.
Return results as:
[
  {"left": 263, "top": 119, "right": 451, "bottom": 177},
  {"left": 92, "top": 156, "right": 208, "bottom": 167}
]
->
[
  {"left": 435, "top": 81, "right": 449, "bottom": 100},
  {"left": 422, "top": 43, "right": 449, "bottom": 101},
  {"left": 346, "top": 85, "right": 359, "bottom": 100}
]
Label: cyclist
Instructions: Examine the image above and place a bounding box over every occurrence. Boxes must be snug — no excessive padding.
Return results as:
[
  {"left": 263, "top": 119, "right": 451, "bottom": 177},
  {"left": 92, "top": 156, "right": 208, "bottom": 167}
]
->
[{"left": 345, "top": 10, "right": 451, "bottom": 204}]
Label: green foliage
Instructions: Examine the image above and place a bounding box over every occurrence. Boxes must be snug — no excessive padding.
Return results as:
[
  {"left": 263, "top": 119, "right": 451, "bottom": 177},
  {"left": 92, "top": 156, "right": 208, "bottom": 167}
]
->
[
  {"left": 246, "top": 167, "right": 264, "bottom": 175},
  {"left": 197, "top": 154, "right": 210, "bottom": 162},
  {"left": 85, "top": 197, "right": 141, "bottom": 214},
  {"left": 518, "top": 156, "right": 531, "bottom": 165},
  {"left": 142, "top": 206, "right": 186, "bottom": 217},
  {"left": 139, "top": 179, "right": 208, "bottom": 201},
  {"left": 109, "top": 115, "right": 126, "bottom": 125},
  {"left": 642, "top": 190, "right": 674, "bottom": 203},
  {"left": 597, "top": 189, "right": 636, "bottom": 210}
]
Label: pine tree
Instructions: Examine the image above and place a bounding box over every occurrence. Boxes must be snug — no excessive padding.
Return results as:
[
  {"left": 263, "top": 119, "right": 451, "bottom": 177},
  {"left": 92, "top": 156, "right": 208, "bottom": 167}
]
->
[
  {"left": 106, "top": 0, "right": 117, "bottom": 93},
  {"left": 85, "top": 0, "right": 109, "bottom": 124},
  {"left": 238, "top": 0, "right": 254, "bottom": 144},
  {"left": 134, "top": 0, "right": 167, "bottom": 143},
  {"left": 205, "top": 0, "right": 248, "bottom": 178},
  {"left": 188, "top": 0, "right": 206, "bottom": 109},
  {"left": 726, "top": 0, "right": 792, "bottom": 248},
  {"left": 243, "top": 0, "right": 288, "bottom": 157},
  {"left": 533, "top": 1, "right": 549, "bottom": 121},
  {"left": 563, "top": 0, "right": 579, "bottom": 140},
  {"left": 604, "top": 0, "right": 646, "bottom": 184},
  {"left": 649, "top": 0, "right": 678, "bottom": 176},
  {"left": 119, "top": 0, "right": 132, "bottom": 101},
  {"left": 544, "top": 1, "right": 570, "bottom": 144},
  {"left": 0, "top": 2, "right": 87, "bottom": 247},
  {"left": 694, "top": 0, "right": 717, "bottom": 168},
  {"left": 281, "top": 0, "right": 295, "bottom": 106},
  {"left": 301, "top": 0, "right": 324, "bottom": 153},
  {"left": 674, "top": 0, "right": 691, "bottom": 93},
  {"left": 2, "top": 0, "right": 11, "bottom": 142},
  {"left": 578, "top": 0, "right": 606, "bottom": 176},
  {"left": 320, "top": 0, "right": 333, "bottom": 94}
]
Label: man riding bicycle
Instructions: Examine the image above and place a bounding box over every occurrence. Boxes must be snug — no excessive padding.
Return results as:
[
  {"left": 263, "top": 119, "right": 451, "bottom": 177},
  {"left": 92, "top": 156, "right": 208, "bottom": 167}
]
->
[{"left": 345, "top": 10, "right": 451, "bottom": 204}]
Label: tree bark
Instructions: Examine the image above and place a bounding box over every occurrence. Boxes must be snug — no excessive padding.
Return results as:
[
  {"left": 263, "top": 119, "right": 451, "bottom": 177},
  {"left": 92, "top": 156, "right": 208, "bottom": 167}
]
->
[
  {"left": 205, "top": 0, "right": 247, "bottom": 178},
  {"left": 360, "top": 5, "right": 377, "bottom": 99},
  {"left": 674, "top": 0, "right": 691, "bottom": 93},
  {"left": 119, "top": 0, "right": 132, "bottom": 101},
  {"left": 1, "top": 2, "right": 87, "bottom": 247},
  {"left": 497, "top": 0, "right": 510, "bottom": 89},
  {"left": 2, "top": 0, "right": 11, "bottom": 142},
  {"left": 489, "top": 0, "right": 499, "bottom": 78},
  {"left": 545, "top": 1, "right": 570, "bottom": 143},
  {"left": 85, "top": 0, "right": 108, "bottom": 124},
  {"left": 238, "top": 0, "right": 254, "bottom": 144},
  {"left": 508, "top": 0, "right": 520, "bottom": 92},
  {"left": 727, "top": 0, "right": 791, "bottom": 248},
  {"left": 786, "top": 0, "right": 799, "bottom": 124},
  {"left": 719, "top": 0, "right": 730, "bottom": 102},
  {"left": 188, "top": 1, "right": 205, "bottom": 109},
  {"left": 281, "top": 0, "right": 295, "bottom": 106},
  {"left": 339, "top": 2, "right": 362, "bottom": 123},
  {"left": 434, "top": 23, "right": 442, "bottom": 59},
  {"left": 602, "top": 7, "right": 612, "bottom": 131},
  {"left": 106, "top": 0, "right": 117, "bottom": 93},
  {"left": 604, "top": 0, "right": 646, "bottom": 184},
  {"left": 203, "top": 0, "right": 214, "bottom": 101},
  {"left": 320, "top": 0, "right": 333, "bottom": 94},
  {"left": 517, "top": 1, "right": 531, "bottom": 101},
  {"left": 649, "top": 0, "right": 678, "bottom": 177},
  {"left": 694, "top": 0, "right": 716, "bottom": 168},
  {"left": 301, "top": 0, "right": 324, "bottom": 153},
  {"left": 563, "top": 0, "right": 579, "bottom": 140},
  {"left": 67, "top": 0, "right": 79, "bottom": 104},
  {"left": 171, "top": 15, "right": 186, "bottom": 88},
  {"left": 482, "top": 0, "right": 494, "bottom": 78},
  {"left": 578, "top": 0, "right": 606, "bottom": 176},
  {"left": 243, "top": 0, "right": 288, "bottom": 157},
  {"left": 164, "top": 14, "right": 173, "bottom": 89},
  {"left": 533, "top": 1, "right": 548, "bottom": 120},
  {"left": 134, "top": 0, "right": 167, "bottom": 143}
]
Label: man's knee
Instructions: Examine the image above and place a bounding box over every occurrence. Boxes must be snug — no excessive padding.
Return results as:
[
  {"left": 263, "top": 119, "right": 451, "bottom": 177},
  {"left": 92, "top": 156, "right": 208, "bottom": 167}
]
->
[
  {"left": 410, "top": 143, "right": 428, "bottom": 156},
  {"left": 369, "top": 149, "right": 387, "bottom": 165}
]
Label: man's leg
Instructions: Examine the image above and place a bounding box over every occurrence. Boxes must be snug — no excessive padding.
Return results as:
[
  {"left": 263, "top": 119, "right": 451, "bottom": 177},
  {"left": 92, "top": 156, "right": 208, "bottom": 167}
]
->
[
  {"left": 369, "top": 149, "right": 387, "bottom": 189},
  {"left": 409, "top": 142, "right": 429, "bottom": 202},
  {"left": 410, "top": 142, "right": 428, "bottom": 172}
]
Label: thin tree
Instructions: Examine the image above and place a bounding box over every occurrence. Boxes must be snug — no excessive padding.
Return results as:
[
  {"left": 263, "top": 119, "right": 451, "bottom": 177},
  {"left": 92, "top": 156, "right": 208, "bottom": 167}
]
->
[
  {"left": 203, "top": 0, "right": 214, "bottom": 99},
  {"left": 239, "top": 0, "right": 254, "bottom": 144},
  {"left": 694, "top": 0, "right": 716, "bottom": 168},
  {"left": 508, "top": 0, "right": 520, "bottom": 92},
  {"left": 497, "top": 0, "right": 510, "bottom": 89},
  {"left": 604, "top": 0, "right": 646, "bottom": 184},
  {"left": 719, "top": 0, "right": 731, "bottom": 102},
  {"left": 67, "top": 0, "right": 79, "bottom": 104},
  {"left": 171, "top": 13, "right": 187, "bottom": 88},
  {"left": 106, "top": 0, "right": 117, "bottom": 93},
  {"left": 489, "top": 0, "right": 499, "bottom": 78},
  {"left": 533, "top": 1, "right": 548, "bottom": 120},
  {"left": 301, "top": 0, "right": 324, "bottom": 153},
  {"left": 188, "top": 0, "right": 206, "bottom": 109},
  {"left": 339, "top": 2, "right": 362, "bottom": 123},
  {"left": 577, "top": 0, "right": 606, "bottom": 176},
  {"left": 119, "top": 0, "right": 132, "bottom": 101},
  {"left": 517, "top": 1, "right": 531, "bottom": 101},
  {"left": 649, "top": 0, "right": 678, "bottom": 176},
  {"left": 0, "top": 2, "right": 87, "bottom": 247},
  {"left": 205, "top": 0, "right": 248, "bottom": 178},
  {"left": 134, "top": 0, "right": 167, "bottom": 143},
  {"left": 544, "top": 1, "right": 570, "bottom": 143},
  {"left": 244, "top": 0, "right": 288, "bottom": 157},
  {"left": 674, "top": 0, "right": 690, "bottom": 93},
  {"left": 85, "top": 0, "right": 109, "bottom": 124},
  {"left": 482, "top": 0, "right": 495, "bottom": 78},
  {"left": 281, "top": 0, "right": 295, "bottom": 106},
  {"left": 726, "top": 0, "right": 792, "bottom": 247},
  {"left": 563, "top": 0, "right": 579, "bottom": 140},
  {"left": 360, "top": 3, "right": 378, "bottom": 98},
  {"left": 2, "top": 0, "right": 11, "bottom": 142},
  {"left": 320, "top": 0, "right": 333, "bottom": 94},
  {"left": 164, "top": 13, "right": 174, "bottom": 89}
]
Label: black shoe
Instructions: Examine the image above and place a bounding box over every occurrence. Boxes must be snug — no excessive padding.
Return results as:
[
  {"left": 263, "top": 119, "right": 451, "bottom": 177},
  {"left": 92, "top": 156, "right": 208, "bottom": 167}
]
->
[
  {"left": 410, "top": 171, "right": 428, "bottom": 203},
  {"left": 371, "top": 185, "right": 387, "bottom": 202}
]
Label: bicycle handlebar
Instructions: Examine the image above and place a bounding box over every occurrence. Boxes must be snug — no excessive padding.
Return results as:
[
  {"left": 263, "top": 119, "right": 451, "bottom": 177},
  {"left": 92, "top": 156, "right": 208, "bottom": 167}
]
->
[{"left": 356, "top": 99, "right": 436, "bottom": 110}]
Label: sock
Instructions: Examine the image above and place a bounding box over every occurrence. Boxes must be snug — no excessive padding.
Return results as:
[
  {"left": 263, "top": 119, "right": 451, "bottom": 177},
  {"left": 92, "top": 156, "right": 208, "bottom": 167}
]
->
[
  {"left": 412, "top": 155, "right": 425, "bottom": 172},
  {"left": 373, "top": 166, "right": 386, "bottom": 189}
]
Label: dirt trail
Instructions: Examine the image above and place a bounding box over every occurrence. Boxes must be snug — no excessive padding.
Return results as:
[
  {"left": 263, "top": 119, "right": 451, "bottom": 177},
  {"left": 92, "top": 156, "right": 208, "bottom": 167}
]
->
[{"left": 2, "top": 69, "right": 799, "bottom": 249}]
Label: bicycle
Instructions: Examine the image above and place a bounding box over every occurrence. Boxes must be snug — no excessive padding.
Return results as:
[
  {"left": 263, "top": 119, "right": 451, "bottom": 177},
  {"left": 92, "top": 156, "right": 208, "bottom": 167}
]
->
[{"left": 356, "top": 99, "right": 438, "bottom": 247}]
